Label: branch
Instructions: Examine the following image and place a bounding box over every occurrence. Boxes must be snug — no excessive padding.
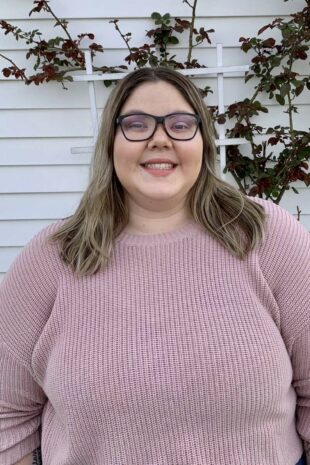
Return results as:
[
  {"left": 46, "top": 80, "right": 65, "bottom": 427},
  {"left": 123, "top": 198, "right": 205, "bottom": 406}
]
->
[
  {"left": 110, "top": 20, "right": 134, "bottom": 62},
  {"left": 286, "top": 50, "right": 296, "bottom": 144},
  {"left": 274, "top": 184, "right": 288, "bottom": 204},
  {"left": 186, "top": 0, "right": 198, "bottom": 63},
  {"left": 0, "top": 53, "right": 20, "bottom": 68},
  {"left": 229, "top": 168, "right": 247, "bottom": 194},
  {"left": 0, "top": 53, "right": 28, "bottom": 81},
  {"left": 39, "top": 0, "right": 74, "bottom": 43},
  {"left": 297, "top": 205, "right": 301, "bottom": 221}
]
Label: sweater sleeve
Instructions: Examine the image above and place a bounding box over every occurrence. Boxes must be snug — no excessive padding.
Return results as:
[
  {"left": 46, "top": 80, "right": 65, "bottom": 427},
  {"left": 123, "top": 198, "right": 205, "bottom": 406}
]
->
[
  {"left": 290, "top": 324, "right": 310, "bottom": 442},
  {"left": 254, "top": 198, "right": 310, "bottom": 442},
  {"left": 0, "top": 222, "right": 64, "bottom": 465},
  {"left": 0, "top": 343, "right": 46, "bottom": 465}
]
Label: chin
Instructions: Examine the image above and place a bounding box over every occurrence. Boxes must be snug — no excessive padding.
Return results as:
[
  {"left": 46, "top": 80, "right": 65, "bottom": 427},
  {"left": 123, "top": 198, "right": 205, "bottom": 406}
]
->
[{"left": 143, "top": 192, "right": 180, "bottom": 201}]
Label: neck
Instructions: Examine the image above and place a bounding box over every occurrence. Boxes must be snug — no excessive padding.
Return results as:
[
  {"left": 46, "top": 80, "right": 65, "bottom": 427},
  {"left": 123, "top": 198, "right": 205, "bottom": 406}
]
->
[{"left": 125, "top": 202, "right": 192, "bottom": 235}]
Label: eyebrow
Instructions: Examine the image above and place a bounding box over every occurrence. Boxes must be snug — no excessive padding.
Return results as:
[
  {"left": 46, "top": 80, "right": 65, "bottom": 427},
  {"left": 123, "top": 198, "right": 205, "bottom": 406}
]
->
[
  {"left": 121, "top": 110, "right": 148, "bottom": 115},
  {"left": 120, "top": 110, "right": 193, "bottom": 115}
]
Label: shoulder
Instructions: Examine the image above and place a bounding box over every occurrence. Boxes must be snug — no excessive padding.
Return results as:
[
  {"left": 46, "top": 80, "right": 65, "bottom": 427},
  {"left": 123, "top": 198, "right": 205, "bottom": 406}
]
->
[
  {"left": 246, "top": 196, "right": 309, "bottom": 293},
  {"left": 249, "top": 198, "right": 310, "bottom": 350},
  {"left": 7, "top": 219, "right": 68, "bottom": 279},
  {"left": 248, "top": 196, "right": 309, "bottom": 296},
  {"left": 21, "top": 218, "right": 66, "bottom": 254},
  {"left": 248, "top": 195, "right": 294, "bottom": 221},
  {"left": 1, "top": 218, "right": 71, "bottom": 308},
  {"left": 0, "top": 219, "right": 70, "bottom": 365},
  {"left": 247, "top": 196, "right": 309, "bottom": 245}
]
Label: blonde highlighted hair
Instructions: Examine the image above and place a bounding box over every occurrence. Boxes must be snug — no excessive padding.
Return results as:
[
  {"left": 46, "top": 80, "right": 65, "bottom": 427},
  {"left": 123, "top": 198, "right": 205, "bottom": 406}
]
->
[{"left": 50, "top": 67, "right": 265, "bottom": 275}]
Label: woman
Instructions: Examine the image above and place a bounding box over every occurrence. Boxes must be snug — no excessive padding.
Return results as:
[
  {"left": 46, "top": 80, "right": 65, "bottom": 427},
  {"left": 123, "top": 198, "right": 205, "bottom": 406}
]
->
[{"left": 0, "top": 67, "right": 309, "bottom": 465}]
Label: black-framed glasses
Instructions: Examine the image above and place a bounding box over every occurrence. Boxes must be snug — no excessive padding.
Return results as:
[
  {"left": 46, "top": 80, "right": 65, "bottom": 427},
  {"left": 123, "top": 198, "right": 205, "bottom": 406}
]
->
[{"left": 116, "top": 112, "right": 201, "bottom": 141}]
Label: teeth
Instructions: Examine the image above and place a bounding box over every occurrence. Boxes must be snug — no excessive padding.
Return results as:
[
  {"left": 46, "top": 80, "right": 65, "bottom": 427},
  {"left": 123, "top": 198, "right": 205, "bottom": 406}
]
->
[{"left": 144, "top": 163, "right": 175, "bottom": 169}]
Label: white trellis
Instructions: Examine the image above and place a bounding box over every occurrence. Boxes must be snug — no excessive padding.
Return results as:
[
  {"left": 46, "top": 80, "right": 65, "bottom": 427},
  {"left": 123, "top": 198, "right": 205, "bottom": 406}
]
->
[{"left": 71, "top": 44, "right": 249, "bottom": 178}]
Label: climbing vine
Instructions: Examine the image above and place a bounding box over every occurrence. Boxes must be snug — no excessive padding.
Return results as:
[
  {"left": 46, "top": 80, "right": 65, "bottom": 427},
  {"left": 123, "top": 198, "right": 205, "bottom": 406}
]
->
[{"left": 0, "top": 0, "right": 309, "bottom": 205}]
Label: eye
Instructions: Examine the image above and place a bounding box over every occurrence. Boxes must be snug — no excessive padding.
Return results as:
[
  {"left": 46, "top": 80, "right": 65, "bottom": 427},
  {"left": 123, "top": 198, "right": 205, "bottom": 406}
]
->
[
  {"left": 172, "top": 121, "right": 190, "bottom": 130},
  {"left": 122, "top": 115, "right": 150, "bottom": 131},
  {"left": 167, "top": 114, "right": 196, "bottom": 132},
  {"left": 127, "top": 121, "right": 146, "bottom": 129}
]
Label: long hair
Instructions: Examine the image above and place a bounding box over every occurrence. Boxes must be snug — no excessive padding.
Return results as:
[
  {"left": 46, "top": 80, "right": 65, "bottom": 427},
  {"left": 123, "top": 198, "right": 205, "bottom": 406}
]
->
[{"left": 50, "top": 67, "right": 265, "bottom": 275}]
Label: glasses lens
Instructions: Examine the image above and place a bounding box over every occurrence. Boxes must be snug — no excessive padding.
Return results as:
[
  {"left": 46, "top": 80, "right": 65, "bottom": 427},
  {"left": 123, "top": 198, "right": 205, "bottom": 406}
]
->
[
  {"left": 120, "top": 114, "right": 155, "bottom": 140},
  {"left": 165, "top": 114, "right": 198, "bottom": 140}
]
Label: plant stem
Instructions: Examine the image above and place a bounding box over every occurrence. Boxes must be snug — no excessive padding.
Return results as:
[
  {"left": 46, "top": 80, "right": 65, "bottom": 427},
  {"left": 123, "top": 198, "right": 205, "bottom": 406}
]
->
[
  {"left": 0, "top": 53, "right": 27, "bottom": 80},
  {"left": 112, "top": 21, "right": 135, "bottom": 65},
  {"left": 297, "top": 205, "right": 301, "bottom": 221},
  {"left": 186, "top": 0, "right": 198, "bottom": 63},
  {"left": 42, "top": 0, "right": 74, "bottom": 43},
  {"left": 287, "top": 54, "right": 295, "bottom": 143},
  {"left": 273, "top": 50, "right": 296, "bottom": 204},
  {"left": 230, "top": 170, "right": 247, "bottom": 194},
  {"left": 275, "top": 185, "right": 287, "bottom": 204}
]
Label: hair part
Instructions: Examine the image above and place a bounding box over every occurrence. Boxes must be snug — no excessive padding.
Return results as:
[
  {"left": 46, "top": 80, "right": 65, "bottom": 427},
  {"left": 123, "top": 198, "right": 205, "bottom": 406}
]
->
[{"left": 50, "top": 67, "right": 265, "bottom": 275}]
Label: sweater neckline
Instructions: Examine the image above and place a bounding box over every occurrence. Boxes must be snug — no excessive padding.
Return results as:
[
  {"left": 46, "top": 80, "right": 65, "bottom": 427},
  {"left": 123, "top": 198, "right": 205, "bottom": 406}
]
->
[{"left": 114, "top": 219, "right": 203, "bottom": 246}]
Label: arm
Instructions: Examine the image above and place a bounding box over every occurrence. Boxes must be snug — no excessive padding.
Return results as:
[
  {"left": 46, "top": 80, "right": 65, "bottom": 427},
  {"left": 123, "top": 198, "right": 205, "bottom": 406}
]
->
[
  {"left": 0, "top": 223, "right": 61, "bottom": 464},
  {"left": 14, "top": 448, "right": 42, "bottom": 465},
  {"left": 255, "top": 200, "right": 310, "bottom": 452},
  {"left": 303, "top": 440, "right": 310, "bottom": 465},
  {"left": 0, "top": 344, "right": 46, "bottom": 464}
]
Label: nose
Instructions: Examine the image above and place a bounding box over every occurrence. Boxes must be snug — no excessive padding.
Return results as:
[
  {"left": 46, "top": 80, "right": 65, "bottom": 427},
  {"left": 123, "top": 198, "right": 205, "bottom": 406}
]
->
[{"left": 147, "top": 122, "right": 172, "bottom": 149}]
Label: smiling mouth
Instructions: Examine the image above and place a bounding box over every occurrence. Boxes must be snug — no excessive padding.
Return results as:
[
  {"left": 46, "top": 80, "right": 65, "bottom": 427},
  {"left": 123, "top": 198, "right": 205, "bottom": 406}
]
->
[{"left": 140, "top": 162, "right": 177, "bottom": 170}]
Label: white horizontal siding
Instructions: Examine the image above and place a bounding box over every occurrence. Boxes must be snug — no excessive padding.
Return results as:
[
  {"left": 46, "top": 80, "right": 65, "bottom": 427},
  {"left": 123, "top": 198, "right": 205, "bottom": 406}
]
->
[
  {"left": 0, "top": 139, "right": 92, "bottom": 165},
  {"left": 0, "top": 17, "right": 293, "bottom": 51},
  {"left": 0, "top": 189, "right": 309, "bottom": 273},
  {"left": 1, "top": 48, "right": 309, "bottom": 82},
  {"left": 1, "top": 75, "right": 309, "bottom": 109},
  {"left": 0, "top": 166, "right": 89, "bottom": 193},
  {"left": 277, "top": 189, "right": 310, "bottom": 215},
  {"left": 0, "top": 193, "right": 82, "bottom": 219},
  {"left": 0, "top": 219, "right": 55, "bottom": 246},
  {"left": 293, "top": 215, "right": 310, "bottom": 230},
  {"left": 1, "top": 106, "right": 310, "bottom": 139},
  {"left": 0, "top": 0, "right": 309, "bottom": 278},
  {"left": 0, "top": 193, "right": 309, "bottom": 274},
  {"left": 1, "top": 0, "right": 305, "bottom": 19},
  {"left": 0, "top": 247, "right": 23, "bottom": 272}
]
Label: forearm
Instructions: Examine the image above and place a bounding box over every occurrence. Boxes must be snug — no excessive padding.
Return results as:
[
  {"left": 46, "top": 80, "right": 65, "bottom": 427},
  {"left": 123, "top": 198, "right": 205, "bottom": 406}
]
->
[
  {"left": 304, "top": 440, "right": 310, "bottom": 465},
  {"left": 14, "top": 447, "right": 42, "bottom": 465}
]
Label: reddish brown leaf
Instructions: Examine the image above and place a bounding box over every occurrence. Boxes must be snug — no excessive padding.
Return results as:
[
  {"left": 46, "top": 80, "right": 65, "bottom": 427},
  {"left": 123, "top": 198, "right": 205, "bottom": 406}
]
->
[
  {"left": 261, "top": 38, "right": 276, "bottom": 48},
  {"left": 3, "top": 68, "right": 11, "bottom": 77}
]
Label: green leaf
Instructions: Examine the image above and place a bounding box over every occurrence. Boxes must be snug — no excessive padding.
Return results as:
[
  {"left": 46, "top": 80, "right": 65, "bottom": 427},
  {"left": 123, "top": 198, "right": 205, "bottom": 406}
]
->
[
  {"left": 280, "top": 83, "right": 290, "bottom": 97},
  {"left": 271, "top": 190, "right": 280, "bottom": 198},
  {"left": 281, "top": 25, "right": 293, "bottom": 38},
  {"left": 151, "top": 12, "right": 161, "bottom": 20},
  {"left": 162, "top": 13, "right": 170, "bottom": 21},
  {"left": 275, "top": 94, "right": 285, "bottom": 105},
  {"left": 271, "top": 56, "right": 282, "bottom": 67},
  {"left": 291, "top": 79, "right": 299, "bottom": 88},
  {"left": 168, "top": 36, "right": 179, "bottom": 44},
  {"left": 295, "top": 84, "right": 304, "bottom": 96}
]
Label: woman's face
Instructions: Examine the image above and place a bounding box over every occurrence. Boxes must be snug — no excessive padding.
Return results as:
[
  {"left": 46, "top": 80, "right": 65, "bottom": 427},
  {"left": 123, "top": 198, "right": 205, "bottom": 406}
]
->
[{"left": 113, "top": 80, "right": 203, "bottom": 213}]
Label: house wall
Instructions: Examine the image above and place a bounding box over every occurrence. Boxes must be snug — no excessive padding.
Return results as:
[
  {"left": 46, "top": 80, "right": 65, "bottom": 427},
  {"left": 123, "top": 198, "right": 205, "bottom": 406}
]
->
[{"left": 0, "top": 0, "right": 309, "bottom": 280}]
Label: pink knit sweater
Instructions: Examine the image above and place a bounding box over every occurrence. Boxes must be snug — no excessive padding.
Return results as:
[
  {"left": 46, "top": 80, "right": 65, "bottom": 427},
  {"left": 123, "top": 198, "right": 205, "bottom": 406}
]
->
[{"left": 0, "top": 198, "right": 309, "bottom": 465}]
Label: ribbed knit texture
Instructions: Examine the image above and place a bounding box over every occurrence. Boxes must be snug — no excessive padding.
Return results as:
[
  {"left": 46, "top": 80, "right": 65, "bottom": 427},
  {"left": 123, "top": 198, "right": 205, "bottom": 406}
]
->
[{"left": 0, "top": 198, "right": 309, "bottom": 465}]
